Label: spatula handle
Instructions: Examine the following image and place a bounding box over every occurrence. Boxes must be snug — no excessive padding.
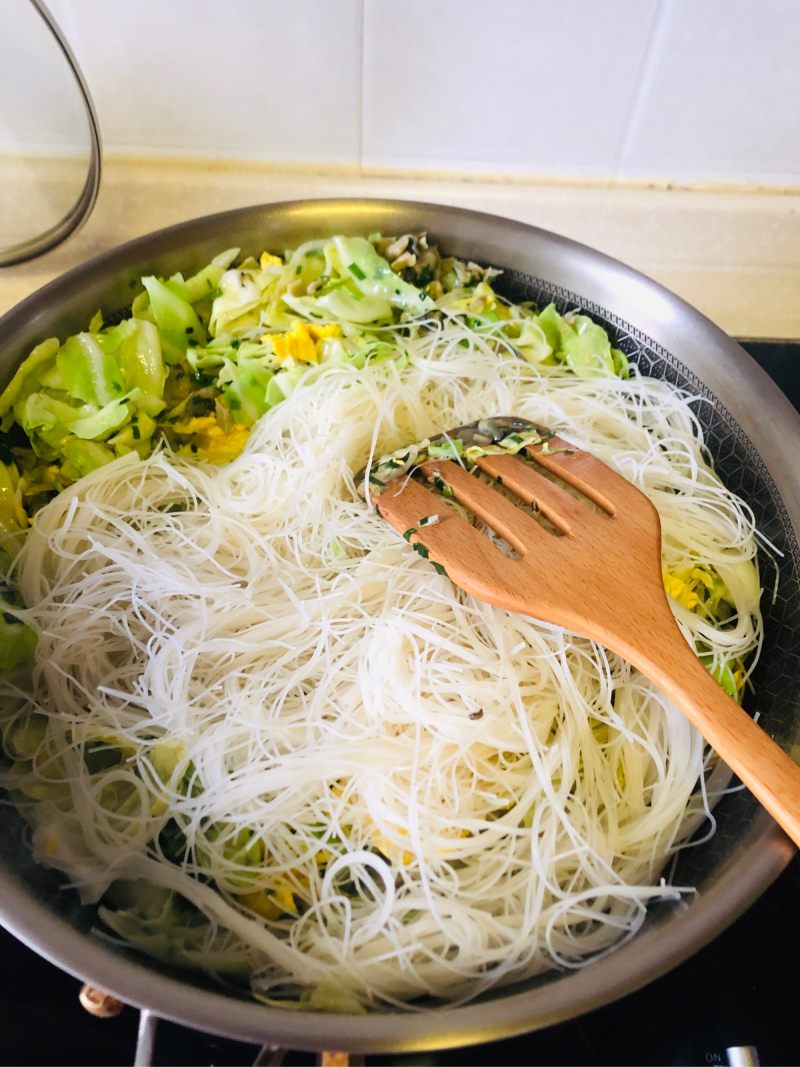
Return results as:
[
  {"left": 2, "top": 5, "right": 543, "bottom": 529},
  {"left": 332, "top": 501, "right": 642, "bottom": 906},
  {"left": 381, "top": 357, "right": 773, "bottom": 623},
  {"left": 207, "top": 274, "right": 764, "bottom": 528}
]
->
[{"left": 623, "top": 622, "right": 800, "bottom": 848}]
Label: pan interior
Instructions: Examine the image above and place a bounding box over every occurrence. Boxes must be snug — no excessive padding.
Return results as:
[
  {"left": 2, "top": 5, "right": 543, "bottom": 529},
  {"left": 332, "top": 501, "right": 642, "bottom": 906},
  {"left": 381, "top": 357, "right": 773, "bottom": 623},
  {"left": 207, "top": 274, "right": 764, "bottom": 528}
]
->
[{"left": 0, "top": 239, "right": 797, "bottom": 1032}]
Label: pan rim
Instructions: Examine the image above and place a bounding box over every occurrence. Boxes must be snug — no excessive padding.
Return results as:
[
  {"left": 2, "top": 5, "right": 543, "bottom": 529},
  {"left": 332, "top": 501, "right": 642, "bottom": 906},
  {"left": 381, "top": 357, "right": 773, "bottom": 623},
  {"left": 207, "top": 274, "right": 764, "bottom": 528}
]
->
[{"left": 0, "top": 196, "right": 796, "bottom": 1053}]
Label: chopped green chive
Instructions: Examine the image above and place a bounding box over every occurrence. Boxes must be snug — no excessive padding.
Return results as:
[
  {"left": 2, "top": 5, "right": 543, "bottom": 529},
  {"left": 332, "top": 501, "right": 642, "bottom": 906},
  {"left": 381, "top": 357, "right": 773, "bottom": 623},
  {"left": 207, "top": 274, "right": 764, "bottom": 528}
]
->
[{"left": 348, "top": 262, "right": 366, "bottom": 280}]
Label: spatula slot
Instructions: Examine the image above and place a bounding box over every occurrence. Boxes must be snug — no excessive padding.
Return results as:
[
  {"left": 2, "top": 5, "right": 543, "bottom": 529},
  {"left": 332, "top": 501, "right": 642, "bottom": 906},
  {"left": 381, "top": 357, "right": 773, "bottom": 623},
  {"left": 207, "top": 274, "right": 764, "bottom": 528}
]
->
[
  {"left": 374, "top": 473, "right": 522, "bottom": 581},
  {"left": 470, "top": 467, "right": 565, "bottom": 539},
  {"left": 517, "top": 454, "right": 610, "bottom": 519},
  {"left": 473, "top": 452, "right": 610, "bottom": 536},
  {"left": 524, "top": 435, "right": 621, "bottom": 516},
  {"left": 417, "top": 458, "right": 563, "bottom": 556},
  {"left": 394, "top": 468, "right": 526, "bottom": 559}
]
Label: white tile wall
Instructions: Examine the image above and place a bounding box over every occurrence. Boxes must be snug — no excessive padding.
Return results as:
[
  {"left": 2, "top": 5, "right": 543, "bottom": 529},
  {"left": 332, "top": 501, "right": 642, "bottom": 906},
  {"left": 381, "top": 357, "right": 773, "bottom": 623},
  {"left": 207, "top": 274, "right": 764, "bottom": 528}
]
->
[
  {"left": 10, "top": 0, "right": 800, "bottom": 184},
  {"left": 361, "top": 0, "right": 660, "bottom": 175},
  {"left": 47, "top": 0, "right": 363, "bottom": 163},
  {"left": 0, "top": 0, "right": 95, "bottom": 152},
  {"left": 618, "top": 0, "right": 800, "bottom": 184}
]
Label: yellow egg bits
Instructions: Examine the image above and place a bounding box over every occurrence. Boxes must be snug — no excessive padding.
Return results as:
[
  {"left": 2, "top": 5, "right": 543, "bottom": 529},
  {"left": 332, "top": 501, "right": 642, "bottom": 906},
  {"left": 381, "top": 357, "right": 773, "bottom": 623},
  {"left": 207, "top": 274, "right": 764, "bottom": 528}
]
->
[
  {"left": 173, "top": 416, "right": 251, "bottom": 463},
  {"left": 262, "top": 321, "right": 342, "bottom": 364},
  {"left": 662, "top": 564, "right": 728, "bottom": 615},
  {"left": 170, "top": 321, "right": 342, "bottom": 462}
]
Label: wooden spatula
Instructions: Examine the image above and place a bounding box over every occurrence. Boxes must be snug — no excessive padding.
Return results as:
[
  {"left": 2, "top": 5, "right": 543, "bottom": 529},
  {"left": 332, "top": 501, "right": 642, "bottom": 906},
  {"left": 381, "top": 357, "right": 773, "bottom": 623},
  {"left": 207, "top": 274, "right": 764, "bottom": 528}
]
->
[{"left": 370, "top": 418, "right": 800, "bottom": 847}]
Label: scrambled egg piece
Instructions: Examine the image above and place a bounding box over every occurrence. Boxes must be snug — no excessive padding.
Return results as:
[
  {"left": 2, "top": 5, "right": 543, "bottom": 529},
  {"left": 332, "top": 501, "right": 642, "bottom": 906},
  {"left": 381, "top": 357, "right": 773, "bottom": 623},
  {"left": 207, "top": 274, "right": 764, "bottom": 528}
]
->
[
  {"left": 663, "top": 569, "right": 701, "bottom": 610},
  {"left": 264, "top": 321, "right": 341, "bottom": 364},
  {"left": 259, "top": 251, "right": 283, "bottom": 268},
  {"left": 238, "top": 881, "right": 297, "bottom": 920},
  {"left": 173, "top": 415, "right": 250, "bottom": 464},
  {"left": 662, "top": 566, "right": 719, "bottom": 612}
]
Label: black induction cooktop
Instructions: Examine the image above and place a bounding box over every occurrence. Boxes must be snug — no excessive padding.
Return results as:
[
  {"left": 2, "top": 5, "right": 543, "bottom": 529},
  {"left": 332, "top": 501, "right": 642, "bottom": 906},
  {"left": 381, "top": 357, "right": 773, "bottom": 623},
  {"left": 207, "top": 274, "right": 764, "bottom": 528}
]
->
[{"left": 1, "top": 341, "right": 797, "bottom": 1067}]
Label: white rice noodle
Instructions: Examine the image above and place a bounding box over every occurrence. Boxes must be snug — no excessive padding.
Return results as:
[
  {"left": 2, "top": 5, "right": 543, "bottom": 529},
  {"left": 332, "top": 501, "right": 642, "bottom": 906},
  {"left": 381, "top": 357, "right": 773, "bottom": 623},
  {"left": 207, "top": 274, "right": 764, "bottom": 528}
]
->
[{"left": 2, "top": 321, "right": 762, "bottom": 1007}]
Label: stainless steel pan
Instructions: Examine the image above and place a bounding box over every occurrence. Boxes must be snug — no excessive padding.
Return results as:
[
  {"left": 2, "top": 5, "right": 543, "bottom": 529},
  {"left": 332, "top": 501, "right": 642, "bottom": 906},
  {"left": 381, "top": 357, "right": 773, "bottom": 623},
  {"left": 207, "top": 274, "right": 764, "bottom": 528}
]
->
[{"left": 0, "top": 199, "right": 797, "bottom": 1055}]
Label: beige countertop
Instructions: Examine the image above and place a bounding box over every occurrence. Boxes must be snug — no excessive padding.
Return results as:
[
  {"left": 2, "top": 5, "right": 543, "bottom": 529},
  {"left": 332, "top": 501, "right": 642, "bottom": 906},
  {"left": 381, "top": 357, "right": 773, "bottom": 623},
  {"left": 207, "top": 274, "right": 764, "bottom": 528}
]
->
[{"left": 2, "top": 157, "right": 799, "bottom": 340}]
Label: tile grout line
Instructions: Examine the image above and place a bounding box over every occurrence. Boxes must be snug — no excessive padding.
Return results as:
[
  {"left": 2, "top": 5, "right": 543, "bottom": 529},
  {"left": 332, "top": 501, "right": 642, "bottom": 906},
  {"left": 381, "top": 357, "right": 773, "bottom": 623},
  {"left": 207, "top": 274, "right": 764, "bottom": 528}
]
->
[{"left": 613, "top": 0, "right": 673, "bottom": 179}]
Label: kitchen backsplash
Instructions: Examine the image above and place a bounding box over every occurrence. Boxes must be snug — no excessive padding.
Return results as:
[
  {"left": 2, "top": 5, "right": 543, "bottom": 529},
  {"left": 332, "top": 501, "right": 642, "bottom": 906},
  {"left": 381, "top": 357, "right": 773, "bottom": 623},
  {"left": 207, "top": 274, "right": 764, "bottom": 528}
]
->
[{"left": 30, "top": 0, "right": 800, "bottom": 186}]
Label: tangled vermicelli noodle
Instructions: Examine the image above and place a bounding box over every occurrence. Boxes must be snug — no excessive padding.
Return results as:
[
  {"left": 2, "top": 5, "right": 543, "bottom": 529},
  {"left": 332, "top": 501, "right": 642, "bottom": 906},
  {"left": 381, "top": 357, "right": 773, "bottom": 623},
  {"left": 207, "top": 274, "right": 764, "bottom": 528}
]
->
[{"left": 2, "top": 321, "right": 762, "bottom": 1009}]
